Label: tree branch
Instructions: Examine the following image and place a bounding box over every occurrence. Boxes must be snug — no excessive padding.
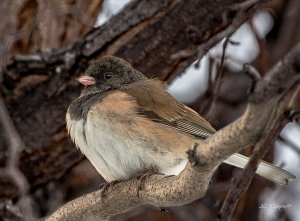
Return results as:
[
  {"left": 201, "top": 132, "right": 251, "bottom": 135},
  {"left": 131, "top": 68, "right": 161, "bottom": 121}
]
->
[{"left": 46, "top": 42, "right": 300, "bottom": 221}]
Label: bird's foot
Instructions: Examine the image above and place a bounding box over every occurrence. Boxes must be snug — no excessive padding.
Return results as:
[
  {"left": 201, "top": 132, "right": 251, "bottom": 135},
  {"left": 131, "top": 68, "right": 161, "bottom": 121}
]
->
[
  {"left": 136, "top": 169, "right": 163, "bottom": 197},
  {"left": 100, "top": 180, "right": 120, "bottom": 201}
]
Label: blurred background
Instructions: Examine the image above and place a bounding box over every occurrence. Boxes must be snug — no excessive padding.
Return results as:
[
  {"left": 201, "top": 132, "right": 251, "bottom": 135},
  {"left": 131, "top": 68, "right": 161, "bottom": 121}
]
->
[{"left": 0, "top": 0, "right": 299, "bottom": 220}]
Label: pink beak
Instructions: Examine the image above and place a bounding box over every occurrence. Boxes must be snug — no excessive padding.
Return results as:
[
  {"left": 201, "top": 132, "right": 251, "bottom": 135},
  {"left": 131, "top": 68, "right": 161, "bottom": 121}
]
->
[{"left": 77, "top": 75, "right": 96, "bottom": 86}]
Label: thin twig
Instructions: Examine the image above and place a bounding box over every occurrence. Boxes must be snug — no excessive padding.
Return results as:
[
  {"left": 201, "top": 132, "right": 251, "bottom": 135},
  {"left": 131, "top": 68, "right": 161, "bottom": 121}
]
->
[
  {"left": 287, "top": 85, "right": 300, "bottom": 113},
  {"left": 205, "top": 37, "right": 231, "bottom": 119},
  {"left": 218, "top": 111, "right": 291, "bottom": 221}
]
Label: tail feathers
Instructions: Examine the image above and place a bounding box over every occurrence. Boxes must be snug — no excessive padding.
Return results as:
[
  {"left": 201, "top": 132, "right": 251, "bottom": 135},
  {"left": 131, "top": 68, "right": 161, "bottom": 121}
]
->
[{"left": 223, "top": 153, "right": 296, "bottom": 185}]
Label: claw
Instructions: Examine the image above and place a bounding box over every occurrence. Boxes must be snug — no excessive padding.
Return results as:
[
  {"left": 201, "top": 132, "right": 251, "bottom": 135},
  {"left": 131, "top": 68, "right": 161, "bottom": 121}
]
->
[{"left": 100, "top": 180, "right": 120, "bottom": 201}]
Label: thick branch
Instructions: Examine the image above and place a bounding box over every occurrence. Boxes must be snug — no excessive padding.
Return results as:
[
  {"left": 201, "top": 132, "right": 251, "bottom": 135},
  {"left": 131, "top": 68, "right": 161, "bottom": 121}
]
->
[{"left": 46, "top": 42, "right": 300, "bottom": 221}]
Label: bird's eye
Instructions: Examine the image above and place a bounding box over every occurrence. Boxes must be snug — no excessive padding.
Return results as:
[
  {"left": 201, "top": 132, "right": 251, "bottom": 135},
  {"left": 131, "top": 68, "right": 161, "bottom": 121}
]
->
[{"left": 104, "top": 72, "right": 112, "bottom": 79}]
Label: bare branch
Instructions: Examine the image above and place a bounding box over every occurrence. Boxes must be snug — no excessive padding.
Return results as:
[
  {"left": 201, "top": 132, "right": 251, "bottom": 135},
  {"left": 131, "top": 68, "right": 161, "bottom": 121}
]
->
[{"left": 205, "top": 37, "right": 231, "bottom": 119}]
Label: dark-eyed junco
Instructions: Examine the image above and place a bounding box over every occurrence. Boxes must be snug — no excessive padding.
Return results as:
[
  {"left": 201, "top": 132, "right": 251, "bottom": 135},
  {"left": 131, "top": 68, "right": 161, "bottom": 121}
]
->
[{"left": 66, "top": 56, "right": 295, "bottom": 185}]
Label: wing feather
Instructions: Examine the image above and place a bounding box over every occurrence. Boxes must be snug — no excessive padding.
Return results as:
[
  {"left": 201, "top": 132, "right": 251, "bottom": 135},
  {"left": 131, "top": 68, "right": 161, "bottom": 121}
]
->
[{"left": 119, "top": 79, "right": 215, "bottom": 139}]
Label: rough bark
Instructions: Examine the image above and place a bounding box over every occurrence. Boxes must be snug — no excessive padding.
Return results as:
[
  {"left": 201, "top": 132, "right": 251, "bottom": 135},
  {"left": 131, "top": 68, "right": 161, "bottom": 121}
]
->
[
  {"left": 0, "top": 0, "right": 266, "bottom": 201},
  {"left": 46, "top": 43, "right": 300, "bottom": 221}
]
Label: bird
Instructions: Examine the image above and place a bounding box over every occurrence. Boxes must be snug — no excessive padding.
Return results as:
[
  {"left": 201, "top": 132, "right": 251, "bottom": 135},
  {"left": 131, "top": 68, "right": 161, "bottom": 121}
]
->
[{"left": 66, "top": 56, "right": 295, "bottom": 186}]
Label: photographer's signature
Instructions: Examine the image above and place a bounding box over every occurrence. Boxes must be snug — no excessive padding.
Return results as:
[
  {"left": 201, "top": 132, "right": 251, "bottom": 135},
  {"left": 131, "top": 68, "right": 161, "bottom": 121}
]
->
[{"left": 258, "top": 203, "right": 292, "bottom": 210}]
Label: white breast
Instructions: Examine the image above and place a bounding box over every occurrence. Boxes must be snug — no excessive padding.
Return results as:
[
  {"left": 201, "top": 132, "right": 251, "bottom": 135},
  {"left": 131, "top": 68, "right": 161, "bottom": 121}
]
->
[{"left": 66, "top": 110, "right": 187, "bottom": 182}]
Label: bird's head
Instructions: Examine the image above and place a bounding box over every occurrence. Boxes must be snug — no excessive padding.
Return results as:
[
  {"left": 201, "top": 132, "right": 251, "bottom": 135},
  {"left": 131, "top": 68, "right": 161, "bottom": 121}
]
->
[{"left": 78, "top": 56, "right": 146, "bottom": 93}]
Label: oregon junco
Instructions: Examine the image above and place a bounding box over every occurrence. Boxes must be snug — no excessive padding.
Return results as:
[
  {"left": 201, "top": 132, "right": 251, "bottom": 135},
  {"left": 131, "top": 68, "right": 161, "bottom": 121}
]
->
[{"left": 66, "top": 56, "right": 295, "bottom": 185}]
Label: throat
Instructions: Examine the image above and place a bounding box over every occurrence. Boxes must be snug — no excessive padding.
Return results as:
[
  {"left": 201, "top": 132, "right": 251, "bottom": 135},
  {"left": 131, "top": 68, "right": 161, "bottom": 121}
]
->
[{"left": 68, "top": 91, "right": 108, "bottom": 121}]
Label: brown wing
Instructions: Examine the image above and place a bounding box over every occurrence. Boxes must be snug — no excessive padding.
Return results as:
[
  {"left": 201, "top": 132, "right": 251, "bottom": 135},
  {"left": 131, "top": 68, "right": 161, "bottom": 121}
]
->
[{"left": 119, "top": 79, "right": 216, "bottom": 139}]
